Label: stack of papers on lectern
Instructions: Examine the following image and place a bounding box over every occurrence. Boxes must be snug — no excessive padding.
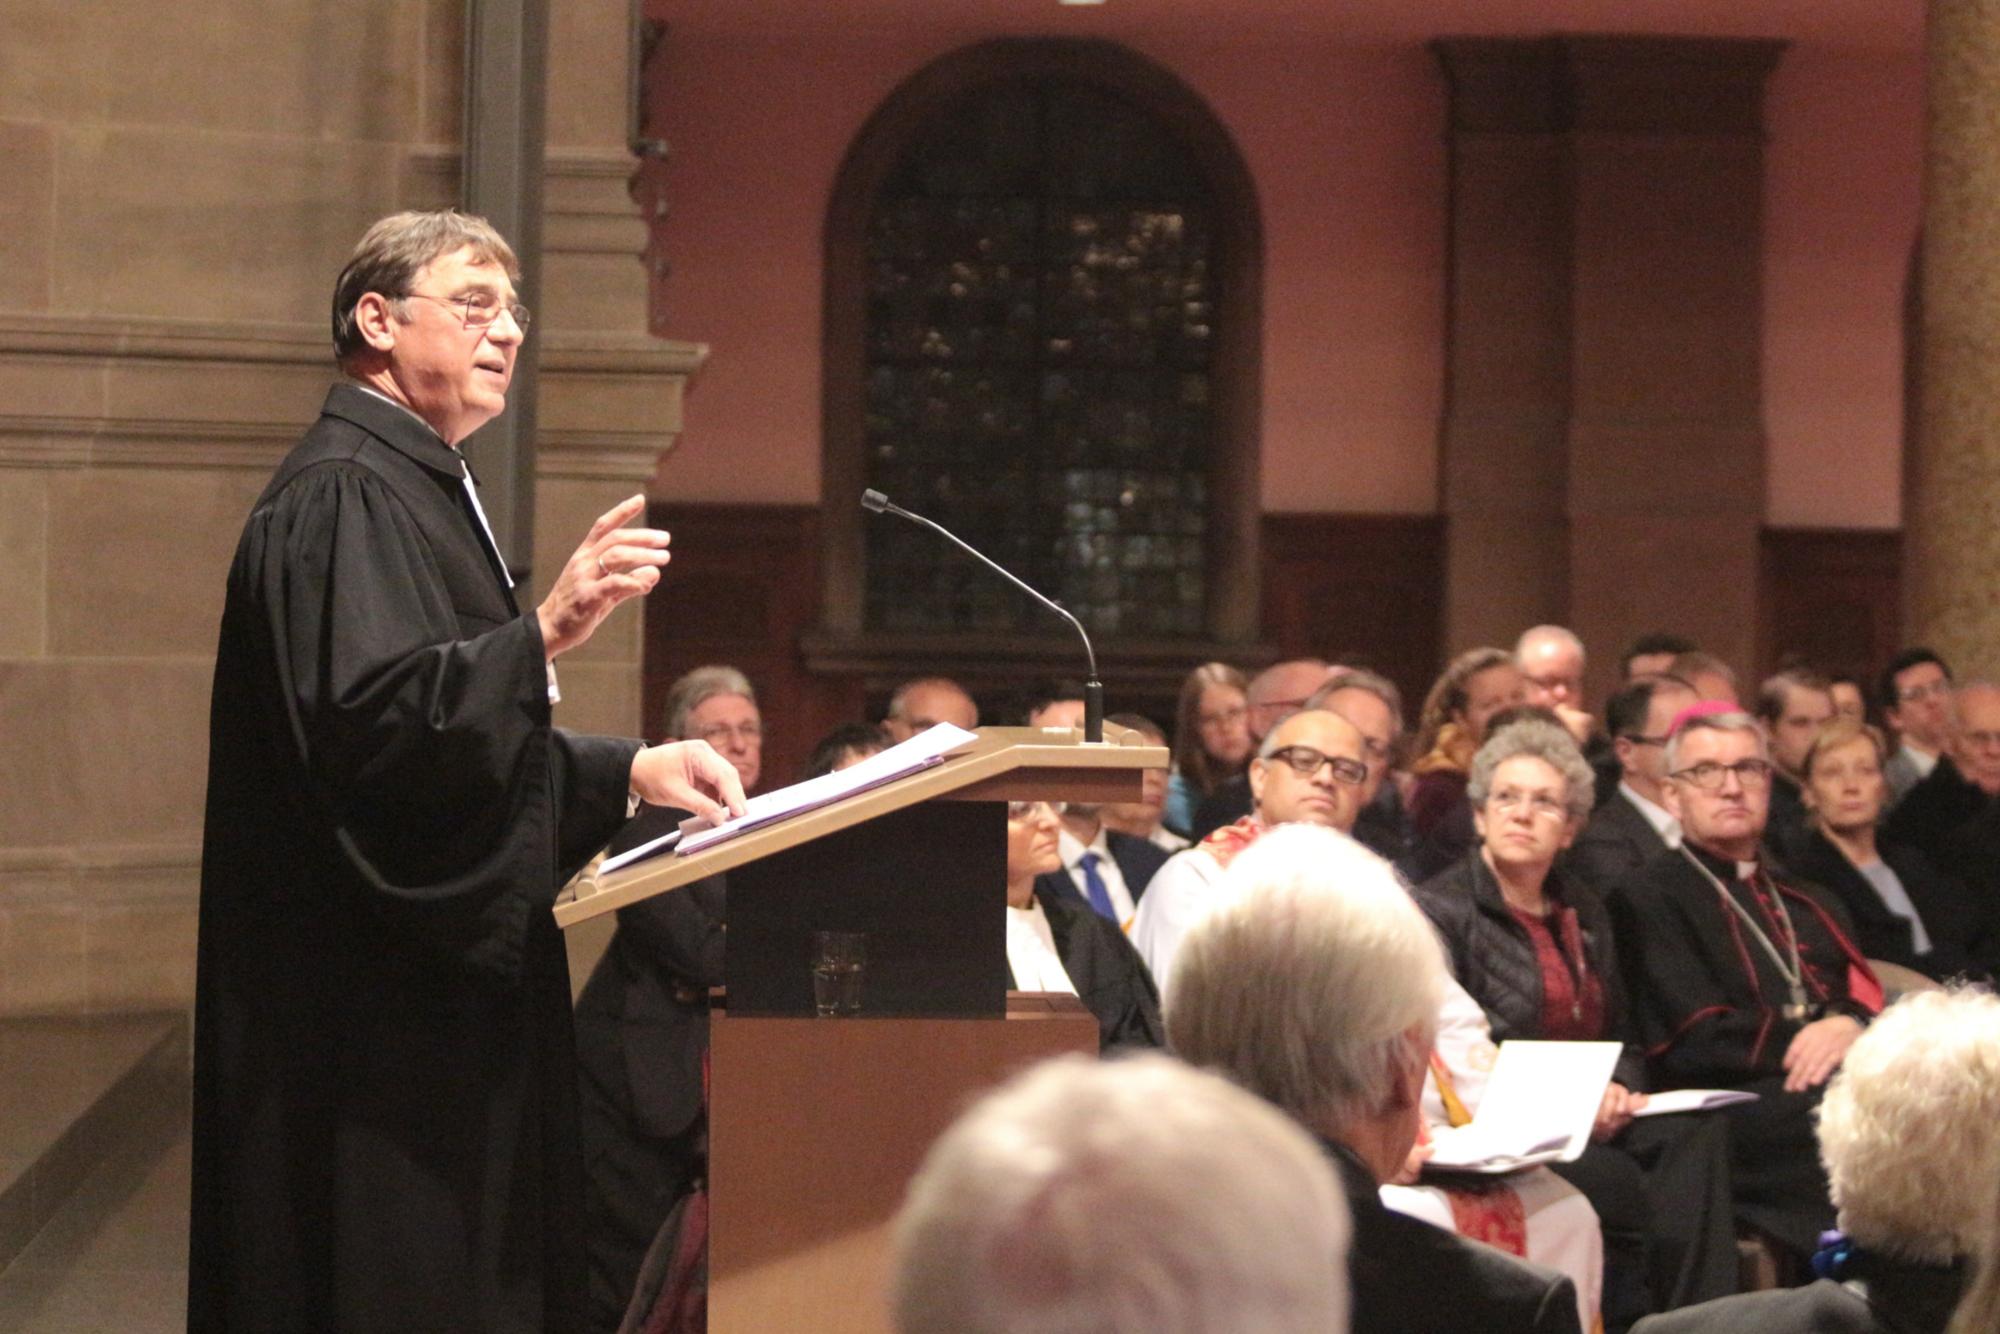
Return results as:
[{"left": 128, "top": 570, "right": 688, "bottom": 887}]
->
[
  {"left": 1425, "top": 1041, "right": 1621, "bottom": 1175},
  {"left": 600, "top": 723, "right": 978, "bottom": 875}
]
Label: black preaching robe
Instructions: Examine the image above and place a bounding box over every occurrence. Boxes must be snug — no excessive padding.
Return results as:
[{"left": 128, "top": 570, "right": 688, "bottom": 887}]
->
[{"left": 190, "top": 385, "right": 641, "bottom": 1334}]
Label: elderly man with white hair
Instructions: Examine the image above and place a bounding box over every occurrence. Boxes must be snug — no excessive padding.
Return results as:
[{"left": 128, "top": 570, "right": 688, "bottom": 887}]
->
[
  {"left": 892, "top": 1052, "right": 1352, "bottom": 1334},
  {"left": 1634, "top": 986, "right": 2000, "bottom": 1333},
  {"left": 1169, "top": 824, "right": 1585, "bottom": 1334}
]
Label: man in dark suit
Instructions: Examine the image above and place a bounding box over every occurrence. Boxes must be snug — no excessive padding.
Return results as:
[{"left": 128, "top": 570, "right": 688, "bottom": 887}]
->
[
  {"left": 1169, "top": 823, "right": 1583, "bottom": 1334},
  {"left": 1753, "top": 667, "right": 1837, "bottom": 869},
  {"left": 1032, "top": 799, "right": 1170, "bottom": 929},
  {"left": 1564, "top": 674, "right": 1696, "bottom": 899}
]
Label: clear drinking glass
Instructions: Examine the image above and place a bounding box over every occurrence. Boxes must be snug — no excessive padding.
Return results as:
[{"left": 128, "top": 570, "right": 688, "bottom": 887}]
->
[{"left": 811, "top": 931, "right": 867, "bottom": 1017}]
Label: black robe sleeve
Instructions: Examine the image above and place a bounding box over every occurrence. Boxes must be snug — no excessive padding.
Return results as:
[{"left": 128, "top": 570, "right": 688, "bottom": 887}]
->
[{"left": 228, "top": 462, "right": 638, "bottom": 975}]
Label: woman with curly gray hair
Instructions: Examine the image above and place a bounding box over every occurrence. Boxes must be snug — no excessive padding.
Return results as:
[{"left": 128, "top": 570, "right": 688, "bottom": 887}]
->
[{"left": 1414, "top": 718, "right": 1739, "bottom": 1326}]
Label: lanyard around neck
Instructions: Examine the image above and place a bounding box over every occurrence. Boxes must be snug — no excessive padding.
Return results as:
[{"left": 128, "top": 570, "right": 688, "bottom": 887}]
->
[{"left": 1678, "top": 845, "right": 1812, "bottom": 1020}]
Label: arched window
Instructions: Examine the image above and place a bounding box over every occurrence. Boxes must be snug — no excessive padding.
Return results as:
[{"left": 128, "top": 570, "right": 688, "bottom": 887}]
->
[{"left": 813, "top": 39, "right": 1261, "bottom": 683}]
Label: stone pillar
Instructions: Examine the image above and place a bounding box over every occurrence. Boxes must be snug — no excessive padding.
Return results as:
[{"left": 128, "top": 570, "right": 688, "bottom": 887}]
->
[
  {"left": 1434, "top": 37, "right": 1783, "bottom": 703},
  {"left": 1907, "top": 0, "right": 2000, "bottom": 673}
]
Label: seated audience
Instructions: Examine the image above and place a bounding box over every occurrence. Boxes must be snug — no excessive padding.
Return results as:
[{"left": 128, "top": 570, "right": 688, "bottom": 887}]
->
[
  {"left": 1885, "top": 679, "right": 1998, "bottom": 867},
  {"left": 1878, "top": 648, "right": 1955, "bottom": 808},
  {"left": 1668, "top": 651, "right": 1740, "bottom": 706},
  {"left": 1829, "top": 672, "right": 1867, "bottom": 722},
  {"left": 1407, "top": 647, "right": 1527, "bottom": 876},
  {"left": 1787, "top": 717, "right": 1991, "bottom": 984},
  {"left": 1169, "top": 824, "right": 1583, "bottom": 1334},
  {"left": 1307, "top": 668, "right": 1414, "bottom": 862},
  {"left": 1004, "top": 800, "right": 1162, "bottom": 1049},
  {"left": 665, "top": 663, "right": 763, "bottom": 793},
  {"left": 1132, "top": 707, "right": 1370, "bottom": 997},
  {"left": 1016, "top": 678, "right": 1089, "bottom": 730},
  {"left": 802, "top": 721, "right": 890, "bottom": 778},
  {"left": 1416, "top": 720, "right": 1738, "bottom": 1324},
  {"left": 1035, "top": 785, "right": 1171, "bottom": 932},
  {"left": 1098, "top": 712, "right": 1190, "bottom": 852},
  {"left": 881, "top": 675, "right": 978, "bottom": 741},
  {"left": 1187, "top": 658, "right": 1333, "bottom": 838},
  {"left": 1164, "top": 662, "right": 1253, "bottom": 836},
  {"left": 1635, "top": 987, "right": 2000, "bottom": 1333},
  {"left": 1753, "top": 667, "right": 1837, "bottom": 868},
  {"left": 1518, "top": 624, "right": 1598, "bottom": 747},
  {"left": 1619, "top": 632, "right": 1700, "bottom": 682},
  {"left": 1565, "top": 674, "right": 1698, "bottom": 899},
  {"left": 1610, "top": 706, "right": 1880, "bottom": 1258},
  {"left": 893, "top": 1053, "right": 1353, "bottom": 1334}
]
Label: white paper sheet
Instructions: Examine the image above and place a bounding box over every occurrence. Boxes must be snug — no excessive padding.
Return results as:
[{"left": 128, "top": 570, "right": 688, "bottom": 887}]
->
[
  {"left": 1630, "top": 1088, "right": 1759, "bottom": 1117},
  {"left": 599, "top": 723, "right": 979, "bottom": 875},
  {"left": 1425, "top": 1040, "right": 1620, "bottom": 1174}
]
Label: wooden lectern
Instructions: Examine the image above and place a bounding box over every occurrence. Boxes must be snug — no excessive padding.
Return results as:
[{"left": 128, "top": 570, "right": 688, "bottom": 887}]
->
[{"left": 556, "top": 725, "right": 1166, "bottom": 1332}]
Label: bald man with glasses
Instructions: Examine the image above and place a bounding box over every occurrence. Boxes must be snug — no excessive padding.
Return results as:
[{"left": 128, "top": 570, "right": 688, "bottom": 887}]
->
[{"left": 1131, "top": 709, "right": 1369, "bottom": 998}]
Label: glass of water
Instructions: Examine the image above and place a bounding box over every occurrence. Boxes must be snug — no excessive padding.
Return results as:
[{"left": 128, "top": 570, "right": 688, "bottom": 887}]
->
[{"left": 810, "top": 931, "right": 867, "bottom": 1017}]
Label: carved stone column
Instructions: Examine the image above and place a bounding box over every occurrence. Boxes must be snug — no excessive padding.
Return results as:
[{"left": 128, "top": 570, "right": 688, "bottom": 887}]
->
[{"left": 1907, "top": 0, "right": 2000, "bottom": 672}]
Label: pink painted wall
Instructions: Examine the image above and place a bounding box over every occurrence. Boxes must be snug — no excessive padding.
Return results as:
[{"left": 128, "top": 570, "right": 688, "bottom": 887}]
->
[
  {"left": 642, "top": 32, "right": 1445, "bottom": 514},
  {"left": 642, "top": 29, "right": 1921, "bottom": 528},
  {"left": 1761, "top": 44, "right": 1922, "bottom": 531}
]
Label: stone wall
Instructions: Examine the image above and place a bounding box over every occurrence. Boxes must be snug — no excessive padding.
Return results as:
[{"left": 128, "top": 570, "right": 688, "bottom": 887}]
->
[{"left": 0, "top": 0, "right": 694, "bottom": 1014}]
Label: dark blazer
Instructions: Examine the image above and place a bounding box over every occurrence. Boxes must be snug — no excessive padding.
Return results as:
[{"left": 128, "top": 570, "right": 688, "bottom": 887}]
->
[
  {"left": 1414, "top": 852, "right": 1644, "bottom": 1090},
  {"left": 1764, "top": 771, "right": 1816, "bottom": 870},
  {"left": 1188, "top": 773, "right": 1253, "bottom": 842},
  {"left": 1787, "top": 830, "right": 1992, "bottom": 982},
  {"left": 1563, "top": 789, "right": 1670, "bottom": 902},
  {"left": 1028, "top": 885, "right": 1164, "bottom": 1051},
  {"left": 1882, "top": 754, "right": 1991, "bottom": 866},
  {"left": 1034, "top": 828, "right": 1171, "bottom": 917},
  {"left": 574, "top": 868, "right": 726, "bottom": 1143},
  {"left": 1323, "top": 1139, "right": 1582, "bottom": 1334},
  {"left": 1631, "top": 1262, "right": 1966, "bottom": 1334}
]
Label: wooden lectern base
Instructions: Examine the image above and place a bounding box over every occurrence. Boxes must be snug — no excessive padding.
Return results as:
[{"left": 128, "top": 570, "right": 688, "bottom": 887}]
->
[{"left": 707, "top": 993, "right": 1100, "bottom": 1333}]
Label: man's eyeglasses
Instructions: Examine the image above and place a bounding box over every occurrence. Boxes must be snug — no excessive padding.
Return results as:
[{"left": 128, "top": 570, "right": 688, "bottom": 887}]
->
[
  {"left": 1898, "top": 679, "right": 1953, "bottom": 704},
  {"left": 1669, "top": 758, "right": 1773, "bottom": 790},
  {"left": 1007, "top": 800, "right": 1069, "bottom": 819},
  {"left": 1198, "top": 704, "right": 1248, "bottom": 729},
  {"left": 402, "top": 291, "right": 532, "bottom": 332},
  {"left": 1263, "top": 745, "right": 1367, "bottom": 787}
]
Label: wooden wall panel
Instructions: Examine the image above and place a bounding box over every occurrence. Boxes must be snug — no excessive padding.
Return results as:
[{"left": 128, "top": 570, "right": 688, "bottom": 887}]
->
[
  {"left": 643, "top": 503, "right": 862, "bottom": 788},
  {"left": 1758, "top": 527, "right": 1902, "bottom": 686},
  {"left": 1259, "top": 514, "right": 1446, "bottom": 718}
]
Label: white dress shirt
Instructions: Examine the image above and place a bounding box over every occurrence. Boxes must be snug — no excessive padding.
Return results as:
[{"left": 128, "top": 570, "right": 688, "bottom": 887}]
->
[
  {"left": 1618, "top": 781, "right": 1681, "bottom": 848},
  {"left": 1058, "top": 825, "right": 1138, "bottom": 927}
]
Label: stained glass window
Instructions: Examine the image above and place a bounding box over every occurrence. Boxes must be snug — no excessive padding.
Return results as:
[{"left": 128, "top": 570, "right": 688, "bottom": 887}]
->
[{"left": 862, "top": 76, "right": 1217, "bottom": 639}]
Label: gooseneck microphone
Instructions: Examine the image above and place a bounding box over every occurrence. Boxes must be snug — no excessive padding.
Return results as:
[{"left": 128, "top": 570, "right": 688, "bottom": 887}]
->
[{"left": 861, "top": 488, "right": 1104, "bottom": 743}]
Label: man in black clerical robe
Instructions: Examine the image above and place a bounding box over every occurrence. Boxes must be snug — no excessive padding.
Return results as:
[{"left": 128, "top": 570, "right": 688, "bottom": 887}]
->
[
  {"left": 1611, "top": 707, "right": 1878, "bottom": 1258},
  {"left": 190, "top": 211, "right": 742, "bottom": 1334}
]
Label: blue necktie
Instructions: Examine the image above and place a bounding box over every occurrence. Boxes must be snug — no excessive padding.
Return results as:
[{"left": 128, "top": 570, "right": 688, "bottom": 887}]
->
[{"left": 1078, "top": 851, "right": 1117, "bottom": 922}]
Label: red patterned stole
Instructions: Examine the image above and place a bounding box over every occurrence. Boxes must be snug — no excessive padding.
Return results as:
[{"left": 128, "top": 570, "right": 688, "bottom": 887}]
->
[
  {"left": 1196, "top": 815, "right": 1267, "bottom": 870},
  {"left": 1425, "top": 1053, "right": 1530, "bottom": 1258}
]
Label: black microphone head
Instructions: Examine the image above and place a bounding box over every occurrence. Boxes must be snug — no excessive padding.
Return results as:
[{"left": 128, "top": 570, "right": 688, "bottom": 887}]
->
[{"left": 860, "top": 488, "right": 889, "bottom": 513}]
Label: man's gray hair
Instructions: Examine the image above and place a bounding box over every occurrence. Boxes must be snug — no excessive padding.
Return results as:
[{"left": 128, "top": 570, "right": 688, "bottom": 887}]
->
[
  {"left": 1661, "top": 708, "right": 1765, "bottom": 773},
  {"left": 664, "top": 664, "right": 756, "bottom": 740},
  {"left": 893, "top": 1052, "right": 1352, "bottom": 1334},
  {"left": 1310, "top": 668, "right": 1405, "bottom": 740},
  {"left": 332, "top": 210, "right": 520, "bottom": 365},
  {"left": 1467, "top": 719, "right": 1596, "bottom": 825},
  {"left": 1818, "top": 987, "right": 2000, "bottom": 1266},
  {"left": 1168, "top": 824, "right": 1444, "bottom": 1135}
]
